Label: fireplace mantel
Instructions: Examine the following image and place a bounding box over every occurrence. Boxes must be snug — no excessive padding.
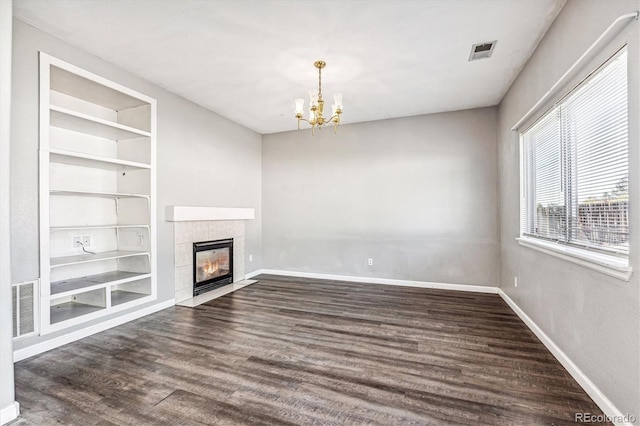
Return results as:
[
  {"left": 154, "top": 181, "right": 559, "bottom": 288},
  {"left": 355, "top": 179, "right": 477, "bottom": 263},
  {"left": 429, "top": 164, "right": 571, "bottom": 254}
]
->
[{"left": 166, "top": 206, "right": 255, "bottom": 222}]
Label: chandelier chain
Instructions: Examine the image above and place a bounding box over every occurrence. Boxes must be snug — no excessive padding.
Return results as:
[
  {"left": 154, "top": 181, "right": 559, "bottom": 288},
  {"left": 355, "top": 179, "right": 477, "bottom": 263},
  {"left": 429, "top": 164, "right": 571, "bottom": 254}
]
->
[{"left": 318, "top": 66, "right": 322, "bottom": 100}]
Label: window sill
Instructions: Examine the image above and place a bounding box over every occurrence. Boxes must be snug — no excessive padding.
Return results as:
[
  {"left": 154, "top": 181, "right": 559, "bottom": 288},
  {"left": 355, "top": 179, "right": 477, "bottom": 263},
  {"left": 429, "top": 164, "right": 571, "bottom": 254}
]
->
[{"left": 516, "top": 237, "right": 632, "bottom": 282}]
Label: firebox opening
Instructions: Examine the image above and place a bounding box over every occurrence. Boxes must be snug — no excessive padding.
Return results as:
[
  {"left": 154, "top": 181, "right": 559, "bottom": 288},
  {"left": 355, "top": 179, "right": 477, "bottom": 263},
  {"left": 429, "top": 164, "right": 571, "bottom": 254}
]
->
[{"left": 193, "top": 238, "right": 233, "bottom": 296}]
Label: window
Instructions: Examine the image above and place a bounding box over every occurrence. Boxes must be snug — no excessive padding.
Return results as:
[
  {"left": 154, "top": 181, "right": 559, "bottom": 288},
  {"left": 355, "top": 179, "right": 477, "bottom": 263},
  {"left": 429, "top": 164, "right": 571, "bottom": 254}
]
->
[{"left": 520, "top": 48, "right": 629, "bottom": 266}]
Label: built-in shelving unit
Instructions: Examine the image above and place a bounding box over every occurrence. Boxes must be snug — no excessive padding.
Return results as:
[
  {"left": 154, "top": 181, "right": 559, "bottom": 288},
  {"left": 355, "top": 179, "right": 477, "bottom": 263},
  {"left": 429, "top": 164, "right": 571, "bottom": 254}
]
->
[{"left": 39, "top": 53, "right": 157, "bottom": 334}]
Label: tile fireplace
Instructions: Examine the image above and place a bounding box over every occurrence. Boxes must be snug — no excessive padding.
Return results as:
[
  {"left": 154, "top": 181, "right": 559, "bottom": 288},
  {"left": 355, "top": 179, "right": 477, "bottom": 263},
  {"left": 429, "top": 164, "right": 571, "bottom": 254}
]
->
[{"left": 168, "top": 205, "right": 256, "bottom": 307}]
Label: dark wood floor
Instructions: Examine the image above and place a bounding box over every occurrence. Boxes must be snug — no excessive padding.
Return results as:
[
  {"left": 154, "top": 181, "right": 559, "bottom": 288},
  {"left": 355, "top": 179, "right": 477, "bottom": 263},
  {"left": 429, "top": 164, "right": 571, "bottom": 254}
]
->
[{"left": 13, "top": 274, "right": 608, "bottom": 425}]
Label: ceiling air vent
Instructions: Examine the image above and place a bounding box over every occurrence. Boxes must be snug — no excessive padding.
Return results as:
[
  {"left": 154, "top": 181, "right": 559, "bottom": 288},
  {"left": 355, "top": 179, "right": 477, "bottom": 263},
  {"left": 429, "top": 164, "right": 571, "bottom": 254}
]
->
[{"left": 469, "top": 40, "right": 497, "bottom": 61}]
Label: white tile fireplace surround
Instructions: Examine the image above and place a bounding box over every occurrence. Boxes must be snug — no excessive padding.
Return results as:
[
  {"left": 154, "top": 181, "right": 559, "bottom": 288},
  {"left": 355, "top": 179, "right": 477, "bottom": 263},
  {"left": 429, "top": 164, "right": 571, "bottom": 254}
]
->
[{"left": 166, "top": 206, "right": 256, "bottom": 307}]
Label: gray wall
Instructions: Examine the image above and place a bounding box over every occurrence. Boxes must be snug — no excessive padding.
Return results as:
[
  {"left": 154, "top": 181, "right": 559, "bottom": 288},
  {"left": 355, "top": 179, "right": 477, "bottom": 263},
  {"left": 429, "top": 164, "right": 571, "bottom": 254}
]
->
[
  {"left": 262, "top": 108, "right": 499, "bottom": 286},
  {"left": 497, "top": 0, "right": 639, "bottom": 419},
  {"left": 1, "top": 0, "right": 16, "bottom": 420},
  {"left": 11, "top": 19, "right": 262, "bottom": 351}
]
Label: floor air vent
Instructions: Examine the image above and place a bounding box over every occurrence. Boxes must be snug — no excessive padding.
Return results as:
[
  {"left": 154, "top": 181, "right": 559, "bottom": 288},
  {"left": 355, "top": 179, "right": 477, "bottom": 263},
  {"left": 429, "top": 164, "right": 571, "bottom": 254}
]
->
[{"left": 12, "top": 280, "right": 38, "bottom": 338}]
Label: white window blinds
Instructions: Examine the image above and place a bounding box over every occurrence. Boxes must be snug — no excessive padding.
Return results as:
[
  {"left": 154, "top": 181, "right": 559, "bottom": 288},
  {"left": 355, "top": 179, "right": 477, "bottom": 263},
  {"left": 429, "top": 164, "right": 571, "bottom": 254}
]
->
[{"left": 521, "top": 48, "right": 628, "bottom": 255}]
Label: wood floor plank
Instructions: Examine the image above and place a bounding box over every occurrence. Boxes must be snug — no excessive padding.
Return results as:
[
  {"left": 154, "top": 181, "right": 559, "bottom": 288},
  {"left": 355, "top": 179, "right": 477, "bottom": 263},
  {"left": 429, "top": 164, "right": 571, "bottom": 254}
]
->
[{"left": 13, "top": 274, "right": 610, "bottom": 425}]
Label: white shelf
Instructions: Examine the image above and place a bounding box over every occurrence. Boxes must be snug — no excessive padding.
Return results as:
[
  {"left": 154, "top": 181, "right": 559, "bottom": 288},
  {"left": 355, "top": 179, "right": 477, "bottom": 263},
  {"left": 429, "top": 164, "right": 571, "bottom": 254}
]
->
[
  {"left": 50, "top": 189, "right": 150, "bottom": 199},
  {"left": 51, "top": 225, "right": 150, "bottom": 231},
  {"left": 50, "top": 250, "right": 150, "bottom": 268},
  {"left": 49, "top": 148, "right": 151, "bottom": 171},
  {"left": 51, "top": 271, "right": 151, "bottom": 297},
  {"left": 50, "top": 105, "right": 151, "bottom": 140}
]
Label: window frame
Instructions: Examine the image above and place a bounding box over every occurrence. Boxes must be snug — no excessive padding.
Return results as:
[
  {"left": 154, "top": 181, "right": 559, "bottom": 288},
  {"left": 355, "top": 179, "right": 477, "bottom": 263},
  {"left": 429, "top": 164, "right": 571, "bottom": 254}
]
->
[{"left": 517, "top": 46, "right": 632, "bottom": 281}]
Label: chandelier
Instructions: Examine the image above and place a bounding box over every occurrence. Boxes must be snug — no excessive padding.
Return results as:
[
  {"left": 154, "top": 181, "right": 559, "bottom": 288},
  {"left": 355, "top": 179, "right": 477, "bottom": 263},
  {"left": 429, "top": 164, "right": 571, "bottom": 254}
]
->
[{"left": 294, "top": 60, "right": 343, "bottom": 135}]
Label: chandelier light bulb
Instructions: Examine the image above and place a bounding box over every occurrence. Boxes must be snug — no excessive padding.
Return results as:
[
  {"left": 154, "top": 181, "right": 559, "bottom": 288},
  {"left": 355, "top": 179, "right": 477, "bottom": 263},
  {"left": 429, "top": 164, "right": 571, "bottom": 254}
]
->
[
  {"left": 309, "top": 90, "right": 319, "bottom": 107},
  {"left": 333, "top": 93, "right": 343, "bottom": 110},
  {"left": 295, "top": 98, "right": 304, "bottom": 116}
]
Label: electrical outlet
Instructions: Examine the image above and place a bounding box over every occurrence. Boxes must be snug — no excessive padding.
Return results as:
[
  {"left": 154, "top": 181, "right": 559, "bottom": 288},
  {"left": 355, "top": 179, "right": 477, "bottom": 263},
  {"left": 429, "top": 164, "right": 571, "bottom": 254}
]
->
[
  {"left": 82, "top": 235, "right": 91, "bottom": 247},
  {"left": 72, "top": 236, "right": 82, "bottom": 248},
  {"left": 367, "top": 258, "right": 373, "bottom": 266},
  {"left": 137, "top": 234, "right": 144, "bottom": 246},
  {"left": 249, "top": 254, "right": 253, "bottom": 262},
  {"left": 514, "top": 276, "right": 518, "bottom": 287}
]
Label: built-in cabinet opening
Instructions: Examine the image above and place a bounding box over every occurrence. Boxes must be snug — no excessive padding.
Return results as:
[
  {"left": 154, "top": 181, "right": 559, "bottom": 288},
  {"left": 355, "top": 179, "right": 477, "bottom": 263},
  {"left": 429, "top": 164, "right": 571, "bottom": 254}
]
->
[
  {"left": 111, "top": 278, "right": 152, "bottom": 306},
  {"left": 50, "top": 287, "right": 106, "bottom": 325}
]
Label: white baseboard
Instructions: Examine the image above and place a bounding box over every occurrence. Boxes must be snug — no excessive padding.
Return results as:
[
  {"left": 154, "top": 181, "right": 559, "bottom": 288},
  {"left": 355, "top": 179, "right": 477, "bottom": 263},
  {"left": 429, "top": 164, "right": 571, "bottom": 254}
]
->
[
  {"left": 13, "top": 299, "right": 175, "bottom": 362},
  {"left": 498, "top": 289, "right": 632, "bottom": 426},
  {"left": 244, "top": 269, "right": 264, "bottom": 279},
  {"left": 248, "top": 269, "right": 498, "bottom": 294},
  {"left": 0, "top": 401, "right": 19, "bottom": 425}
]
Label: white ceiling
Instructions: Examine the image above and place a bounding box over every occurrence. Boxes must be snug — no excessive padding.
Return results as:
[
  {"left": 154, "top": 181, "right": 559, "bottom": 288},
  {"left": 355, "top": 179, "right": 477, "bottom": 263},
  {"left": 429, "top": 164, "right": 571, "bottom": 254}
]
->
[{"left": 14, "top": 0, "right": 565, "bottom": 134}]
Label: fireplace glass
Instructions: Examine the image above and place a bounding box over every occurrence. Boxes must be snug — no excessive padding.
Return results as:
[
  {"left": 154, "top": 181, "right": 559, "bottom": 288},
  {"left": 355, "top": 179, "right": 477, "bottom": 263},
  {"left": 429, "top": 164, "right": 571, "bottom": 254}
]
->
[{"left": 193, "top": 238, "right": 233, "bottom": 296}]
